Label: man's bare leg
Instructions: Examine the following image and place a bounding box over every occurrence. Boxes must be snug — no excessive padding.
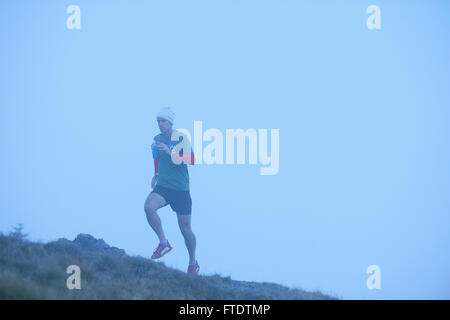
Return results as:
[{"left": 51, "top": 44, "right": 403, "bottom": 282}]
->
[
  {"left": 144, "top": 192, "right": 168, "bottom": 242},
  {"left": 177, "top": 214, "right": 196, "bottom": 263}
]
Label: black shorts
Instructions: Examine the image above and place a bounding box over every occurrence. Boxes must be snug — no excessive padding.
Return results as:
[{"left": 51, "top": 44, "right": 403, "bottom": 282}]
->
[{"left": 151, "top": 185, "right": 192, "bottom": 215}]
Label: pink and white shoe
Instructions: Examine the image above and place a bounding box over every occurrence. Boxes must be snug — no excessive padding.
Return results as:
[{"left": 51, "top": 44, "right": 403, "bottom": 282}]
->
[
  {"left": 187, "top": 261, "right": 200, "bottom": 274},
  {"left": 151, "top": 241, "right": 172, "bottom": 259}
]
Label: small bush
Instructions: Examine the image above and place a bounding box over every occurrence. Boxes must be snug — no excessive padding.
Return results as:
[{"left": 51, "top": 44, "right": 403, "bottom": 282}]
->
[{"left": 9, "top": 223, "right": 28, "bottom": 240}]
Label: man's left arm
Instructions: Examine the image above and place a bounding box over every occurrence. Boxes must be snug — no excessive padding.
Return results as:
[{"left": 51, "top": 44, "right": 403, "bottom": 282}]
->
[{"left": 172, "top": 149, "right": 195, "bottom": 165}]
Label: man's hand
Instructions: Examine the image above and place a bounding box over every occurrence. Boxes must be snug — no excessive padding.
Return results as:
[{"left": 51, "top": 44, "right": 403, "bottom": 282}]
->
[
  {"left": 156, "top": 142, "right": 171, "bottom": 155},
  {"left": 151, "top": 175, "right": 157, "bottom": 189}
]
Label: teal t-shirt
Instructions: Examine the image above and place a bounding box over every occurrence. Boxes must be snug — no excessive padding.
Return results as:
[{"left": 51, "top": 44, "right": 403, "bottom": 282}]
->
[{"left": 152, "top": 132, "right": 191, "bottom": 191}]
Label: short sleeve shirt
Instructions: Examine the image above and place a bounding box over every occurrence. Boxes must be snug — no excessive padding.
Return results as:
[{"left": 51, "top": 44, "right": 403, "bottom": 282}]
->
[{"left": 152, "top": 132, "right": 191, "bottom": 191}]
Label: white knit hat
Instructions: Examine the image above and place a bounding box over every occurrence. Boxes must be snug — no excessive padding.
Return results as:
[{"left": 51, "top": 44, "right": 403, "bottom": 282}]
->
[{"left": 157, "top": 107, "right": 175, "bottom": 124}]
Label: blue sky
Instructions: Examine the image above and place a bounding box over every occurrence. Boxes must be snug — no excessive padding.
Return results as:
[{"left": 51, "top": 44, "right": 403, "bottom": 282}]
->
[{"left": 1, "top": 0, "right": 449, "bottom": 299}]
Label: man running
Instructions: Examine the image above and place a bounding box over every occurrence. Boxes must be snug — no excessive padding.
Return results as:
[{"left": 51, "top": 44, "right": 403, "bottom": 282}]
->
[{"left": 144, "top": 107, "right": 199, "bottom": 274}]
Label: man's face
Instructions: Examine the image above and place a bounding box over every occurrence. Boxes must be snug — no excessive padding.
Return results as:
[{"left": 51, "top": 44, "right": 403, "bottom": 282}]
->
[{"left": 157, "top": 117, "right": 172, "bottom": 134}]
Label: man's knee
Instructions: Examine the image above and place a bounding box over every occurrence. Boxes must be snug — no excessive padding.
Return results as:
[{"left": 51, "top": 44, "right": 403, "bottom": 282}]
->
[
  {"left": 144, "top": 201, "right": 157, "bottom": 215},
  {"left": 145, "top": 193, "right": 167, "bottom": 215}
]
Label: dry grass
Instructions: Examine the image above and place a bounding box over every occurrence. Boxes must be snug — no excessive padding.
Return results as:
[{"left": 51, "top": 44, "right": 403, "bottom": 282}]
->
[{"left": 0, "top": 234, "right": 335, "bottom": 300}]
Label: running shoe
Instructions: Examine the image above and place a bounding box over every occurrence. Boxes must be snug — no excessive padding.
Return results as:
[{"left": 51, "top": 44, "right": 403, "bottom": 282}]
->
[
  {"left": 187, "top": 261, "right": 200, "bottom": 274},
  {"left": 151, "top": 241, "right": 172, "bottom": 259}
]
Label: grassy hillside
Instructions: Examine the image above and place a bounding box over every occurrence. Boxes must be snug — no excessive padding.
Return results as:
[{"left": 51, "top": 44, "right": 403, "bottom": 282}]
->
[{"left": 0, "top": 233, "right": 335, "bottom": 300}]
